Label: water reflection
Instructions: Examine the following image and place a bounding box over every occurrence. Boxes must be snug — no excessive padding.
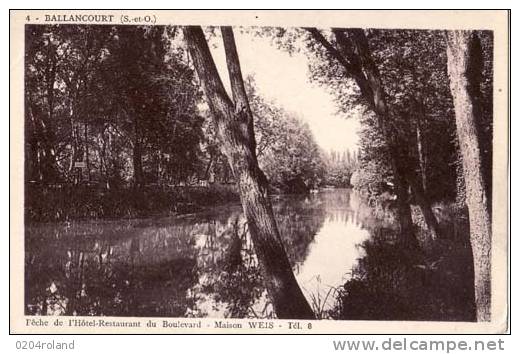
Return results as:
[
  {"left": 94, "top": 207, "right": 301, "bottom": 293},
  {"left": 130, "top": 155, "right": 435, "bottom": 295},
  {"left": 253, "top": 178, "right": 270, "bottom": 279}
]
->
[
  {"left": 296, "top": 209, "right": 369, "bottom": 317},
  {"left": 26, "top": 189, "right": 375, "bottom": 318}
]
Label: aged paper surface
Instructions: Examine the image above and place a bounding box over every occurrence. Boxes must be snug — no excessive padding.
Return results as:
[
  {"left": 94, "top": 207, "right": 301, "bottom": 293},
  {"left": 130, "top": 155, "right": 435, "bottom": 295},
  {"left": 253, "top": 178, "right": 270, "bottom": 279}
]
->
[{"left": 10, "top": 10, "right": 509, "bottom": 334}]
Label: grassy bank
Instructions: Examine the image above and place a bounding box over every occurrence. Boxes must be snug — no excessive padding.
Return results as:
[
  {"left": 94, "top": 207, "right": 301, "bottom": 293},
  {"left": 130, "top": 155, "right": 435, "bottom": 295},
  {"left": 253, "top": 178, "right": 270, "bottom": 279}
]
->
[
  {"left": 25, "top": 184, "right": 240, "bottom": 223},
  {"left": 332, "top": 201, "right": 476, "bottom": 321}
]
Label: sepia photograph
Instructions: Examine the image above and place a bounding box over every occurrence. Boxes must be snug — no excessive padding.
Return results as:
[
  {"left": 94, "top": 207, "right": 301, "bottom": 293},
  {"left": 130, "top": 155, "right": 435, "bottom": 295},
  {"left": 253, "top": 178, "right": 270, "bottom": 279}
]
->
[{"left": 10, "top": 10, "right": 509, "bottom": 334}]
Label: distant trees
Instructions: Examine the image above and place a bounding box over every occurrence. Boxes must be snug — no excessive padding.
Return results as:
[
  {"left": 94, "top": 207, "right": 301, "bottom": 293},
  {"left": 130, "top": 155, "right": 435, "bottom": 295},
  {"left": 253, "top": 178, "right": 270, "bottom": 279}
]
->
[
  {"left": 324, "top": 149, "right": 358, "bottom": 188},
  {"left": 246, "top": 78, "right": 326, "bottom": 193}
]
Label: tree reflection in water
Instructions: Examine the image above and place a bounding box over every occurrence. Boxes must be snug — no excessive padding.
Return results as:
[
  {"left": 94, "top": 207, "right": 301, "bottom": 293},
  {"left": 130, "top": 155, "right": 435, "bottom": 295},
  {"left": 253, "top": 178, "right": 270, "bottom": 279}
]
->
[
  {"left": 27, "top": 189, "right": 473, "bottom": 321},
  {"left": 29, "top": 189, "right": 460, "bottom": 320},
  {"left": 28, "top": 191, "right": 370, "bottom": 318}
]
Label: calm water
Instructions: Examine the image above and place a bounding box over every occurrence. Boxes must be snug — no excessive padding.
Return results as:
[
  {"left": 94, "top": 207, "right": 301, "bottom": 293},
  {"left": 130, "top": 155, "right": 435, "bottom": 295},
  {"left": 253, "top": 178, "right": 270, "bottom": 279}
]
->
[{"left": 25, "top": 189, "right": 382, "bottom": 318}]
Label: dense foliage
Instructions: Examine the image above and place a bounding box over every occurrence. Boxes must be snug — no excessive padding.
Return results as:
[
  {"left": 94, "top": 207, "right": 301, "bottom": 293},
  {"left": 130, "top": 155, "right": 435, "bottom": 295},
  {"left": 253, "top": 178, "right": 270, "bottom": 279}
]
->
[
  {"left": 25, "top": 25, "right": 204, "bottom": 188},
  {"left": 246, "top": 78, "right": 326, "bottom": 193}
]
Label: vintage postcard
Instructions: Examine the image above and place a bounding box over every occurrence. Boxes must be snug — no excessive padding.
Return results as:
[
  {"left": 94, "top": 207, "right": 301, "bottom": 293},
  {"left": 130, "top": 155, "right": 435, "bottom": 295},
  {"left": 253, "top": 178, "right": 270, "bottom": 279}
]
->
[{"left": 10, "top": 10, "right": 509, "bottom": 334}]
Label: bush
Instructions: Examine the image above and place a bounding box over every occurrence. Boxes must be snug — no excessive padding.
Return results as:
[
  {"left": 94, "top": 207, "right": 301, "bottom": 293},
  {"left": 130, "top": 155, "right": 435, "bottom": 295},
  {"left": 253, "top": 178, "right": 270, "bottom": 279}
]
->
[
  {"left": 333, "top": 227, "right": 476, "bottom": 321},
  {"left": 25, "top": 183, "right": 240, "bottom": 223}
]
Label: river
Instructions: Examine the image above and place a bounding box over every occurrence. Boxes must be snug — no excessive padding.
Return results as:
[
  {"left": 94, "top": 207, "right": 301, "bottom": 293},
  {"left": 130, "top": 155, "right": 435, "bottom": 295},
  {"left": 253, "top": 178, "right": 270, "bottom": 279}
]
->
[{"left": 25, "top": 188, "right": 386, "bottom": 319}]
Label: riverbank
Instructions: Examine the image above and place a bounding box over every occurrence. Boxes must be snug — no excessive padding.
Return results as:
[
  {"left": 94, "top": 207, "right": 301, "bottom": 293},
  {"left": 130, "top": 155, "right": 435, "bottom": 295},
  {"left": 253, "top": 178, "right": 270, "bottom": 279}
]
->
[
  {"left": 333, "top": 201, "right": 476, "bottom": 321},
  {"left": 25, "top": 184, "right": 240, "bottom": 223}
]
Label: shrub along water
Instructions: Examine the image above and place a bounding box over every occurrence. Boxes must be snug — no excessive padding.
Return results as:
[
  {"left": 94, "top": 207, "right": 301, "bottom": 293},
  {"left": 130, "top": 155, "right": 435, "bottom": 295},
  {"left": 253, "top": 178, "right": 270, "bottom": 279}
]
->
[
  {"left": 25, "top": 183, "right": 240, "bottom": 223},
  {"left": 332, "top": 203, "right": 475, "bottom": 321}
]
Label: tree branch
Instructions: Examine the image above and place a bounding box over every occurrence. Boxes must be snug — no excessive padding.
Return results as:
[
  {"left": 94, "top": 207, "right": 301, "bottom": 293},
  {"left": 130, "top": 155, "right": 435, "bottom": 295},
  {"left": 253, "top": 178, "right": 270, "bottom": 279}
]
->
[
  {"left": 303, "top": 27, "right": 354, "bottom": 72},
  {"left": 221, "top": 26, "right": 250, "bottom": 112},
  {"left": 332, "top": 29, "right": 375, "bottom": 107},
  {"left": 305, "top": 27, "right": 375, "bottom": 110},
  {"left": 221, "top": 26, "right": 257, "bottom": 153}
]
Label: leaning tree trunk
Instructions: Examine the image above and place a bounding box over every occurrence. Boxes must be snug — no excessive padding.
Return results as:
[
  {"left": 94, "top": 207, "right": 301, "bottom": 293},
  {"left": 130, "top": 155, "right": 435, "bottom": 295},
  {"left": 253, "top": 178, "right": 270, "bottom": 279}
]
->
[
  {"left": 183, "top": 26, "right": 314, "bottom": 319},
  {"left": 407, "top": 175, "right": 441, "bottom": 240},
  {"left": 393, "top": 168, "right": 417, "bottom": 247},
  {"left": 341, "top": 29, "right": 418, "bottom": 246},
  {"left": 446, "top": 30, "right": 492, "bottom": 322}
]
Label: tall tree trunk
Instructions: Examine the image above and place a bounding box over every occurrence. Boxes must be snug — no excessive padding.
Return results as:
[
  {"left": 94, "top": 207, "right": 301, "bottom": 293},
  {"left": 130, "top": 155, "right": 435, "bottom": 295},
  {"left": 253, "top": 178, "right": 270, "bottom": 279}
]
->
[
  {"left": 156, "top": 151, "right": 162, "bottom": 186},
  {"left": 446, "top": 30, "right": 492, "bottom": 322},
  {"left": 414, "top": 106, "right": 428, "bottom": 194},
  {"left": 133, "top": 119, "right": 144, "bottom": 188},
  {"left": 407, "top": 175, "right": 441, "bottom": 240},
  {"left": 204, "top": 153, "right": 214, "bottom": 180},
  {"left": 99, "top": 127, "right": 110, "bottom": 189},
  {"left": 455, "top": 149, "right": 467, "bottom": 209},
  {"left": 26, "top": 98, "right": 57, "bottom": 183},
  {"left": 84, "top": 122, "right": 91, "bottom": 182},
  {"left": 68, "top": 103, "right": 77, "bottom": 174},
  {"left": 394, "top": 178, "right": 416, "bottom": 246},
  {"left": 133, "top": 138, "right": 143, "bottom": 188},
  {"left": 406, "top": 97, "right": 441, "bottom": 239},
  {"left": 183, "top": 25, "right": 314, "bottom": 319},
  {"left": 41, "top": 44, "right": 58, "bottom": 183},
  {"left": 25, "top": 99, "right": 41, "bottom": 183}
]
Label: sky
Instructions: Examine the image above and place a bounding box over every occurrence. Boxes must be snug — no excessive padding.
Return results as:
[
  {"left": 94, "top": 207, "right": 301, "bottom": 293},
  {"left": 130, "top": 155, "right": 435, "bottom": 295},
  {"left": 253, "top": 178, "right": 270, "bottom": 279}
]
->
[{"left": 208, "top": 31, "right": 360, "bottom": 153}]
